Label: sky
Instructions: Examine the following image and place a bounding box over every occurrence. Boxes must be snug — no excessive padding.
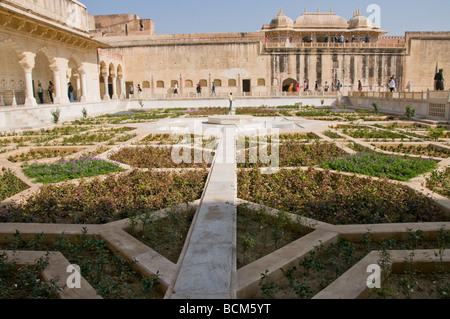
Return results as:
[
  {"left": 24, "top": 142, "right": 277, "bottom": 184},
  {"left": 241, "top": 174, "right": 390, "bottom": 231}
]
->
[{"left": 80, "top": 0, "right": 450, "bottom": 36}]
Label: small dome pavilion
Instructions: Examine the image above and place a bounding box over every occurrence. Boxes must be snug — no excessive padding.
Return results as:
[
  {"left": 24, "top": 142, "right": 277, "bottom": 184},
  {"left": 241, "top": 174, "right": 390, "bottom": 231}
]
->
[
  {"left": 269, "top": 9, "right": 294, "bottom": 30},
  {"left": 294, "top": 10, "right": 348, "bottom": 29},
  {"left": 262, "top": 7, "right": 387, "bottom": 44}
]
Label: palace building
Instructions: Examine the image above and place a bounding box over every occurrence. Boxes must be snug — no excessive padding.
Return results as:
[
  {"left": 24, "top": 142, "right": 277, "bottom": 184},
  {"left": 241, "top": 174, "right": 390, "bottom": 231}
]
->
[{"left": 0, "top": 0, "right": 449, "bottom": 107}]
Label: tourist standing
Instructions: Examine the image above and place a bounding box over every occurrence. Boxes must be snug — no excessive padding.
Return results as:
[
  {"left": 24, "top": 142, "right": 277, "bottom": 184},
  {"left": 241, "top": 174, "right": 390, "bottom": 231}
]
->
[
  {"left": 358, "top": 80, "right": 363, "bottom": 92},
  {"left": 435, "top": 69, "right": 445, "bottom": 91},
  {"left": 324, "top": 81, "right": 329, "bottom": 92},
  {"left": 211, "top": 82, "right": 216, "bottom": 96},
  {"left": 228, "top": 92, "right": 233, "bottom": 112},
  {"left": 68, "top": 82, "right": 74, "bottom": 102},
  {"left": 389, "top": 77, "right": 396, "bottom": 92},
  {"left": 37, "top": 82, "right": 44, "bottom": 104},
  {"left": 48, "top": 81, "right": 54, "bottom": 104},
  {"left": 129, "top": 84, "right": 134, "bottom": 98},
  {"left": 196, "top": 83, "right": 202, "bottom": 94},
  {"left": 288, "top": 83, "right": 294, "bottom": 93},
  {"left": 174, "top": 83, "right": 178, "bottom": 95},
  {"left": 337, "top": 80, "right": 342, "bottom": 92}
]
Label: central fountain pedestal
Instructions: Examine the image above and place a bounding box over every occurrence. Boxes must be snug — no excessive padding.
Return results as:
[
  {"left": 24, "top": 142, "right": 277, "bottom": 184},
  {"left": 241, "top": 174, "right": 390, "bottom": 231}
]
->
[{"left": 208, "top": 115, "right": 254, "bottom": 125}]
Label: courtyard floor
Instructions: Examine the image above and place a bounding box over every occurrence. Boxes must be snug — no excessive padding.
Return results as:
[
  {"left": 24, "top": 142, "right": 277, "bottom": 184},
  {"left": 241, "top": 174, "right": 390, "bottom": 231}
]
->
[{"left": 0, "top": 104, "right": 449, "bottom": 300}]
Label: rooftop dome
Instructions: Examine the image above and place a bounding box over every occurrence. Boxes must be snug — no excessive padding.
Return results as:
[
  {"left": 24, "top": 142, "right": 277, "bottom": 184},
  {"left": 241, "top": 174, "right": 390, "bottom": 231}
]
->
[
  {"left": 294, "top": 9, "right": 348, "bottom": 29},
  {"left": 269, "top": 8, "right": 294, "bottom": 29},
  {"left": 348, "top": 13, "right": 371, "bottom": 29}
]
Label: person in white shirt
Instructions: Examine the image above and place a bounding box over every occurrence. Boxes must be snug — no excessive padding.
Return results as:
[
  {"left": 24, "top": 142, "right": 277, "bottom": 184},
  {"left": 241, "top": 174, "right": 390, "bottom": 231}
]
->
[
  {"left": 389, "top": 77, "right": 396, "bottom": 92},
  {"left": 228, "top": 93, "right": 233, "bottom": 112}
]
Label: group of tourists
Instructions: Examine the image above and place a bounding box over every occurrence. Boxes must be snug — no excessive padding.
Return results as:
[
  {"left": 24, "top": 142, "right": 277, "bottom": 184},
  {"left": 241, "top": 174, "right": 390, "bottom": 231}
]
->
[
  {"left": 118, "top": 69, "right": 445, "bottom": 106},
  {"left": 307, "top": 34, "right": 371, "bottom": 44},
  {"left": 36, "top": 81, "right": 74, "bottom": 104},
  {"left": 285, "top": 80, "right": 343, "bottom": 93}
]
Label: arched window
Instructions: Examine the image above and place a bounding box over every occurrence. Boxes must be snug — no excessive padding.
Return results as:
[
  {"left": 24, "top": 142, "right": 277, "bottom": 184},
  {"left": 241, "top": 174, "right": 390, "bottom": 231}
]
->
[
  {"left": 199, "top": 79, "right": 207, "bottom": 87},
  {"left": 171, "top": 80, "right": 179, "bottom": 88},
  {"left": 228, "top": 79, "right": 237, "bottom": 87},
  {"left": 142, "top": 81, "right": 150, "bottom": 88},
  {"left": 213, "top": 79, "right": 222, "bottom": 87},
  {"left": 185, "top": 80, "right": 193, "bottom": 87},
  {"left": 157, "top": 81, "right": 164, "bottom": 88},
  {"left": 258, "top": 78, "right": 266, "bottom": 86}
]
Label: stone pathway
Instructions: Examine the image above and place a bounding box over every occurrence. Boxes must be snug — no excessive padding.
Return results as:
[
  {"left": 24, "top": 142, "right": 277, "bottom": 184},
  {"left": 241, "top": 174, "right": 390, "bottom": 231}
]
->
[{"left": 167, "top": 126, "right": 237, "bottom": 299}]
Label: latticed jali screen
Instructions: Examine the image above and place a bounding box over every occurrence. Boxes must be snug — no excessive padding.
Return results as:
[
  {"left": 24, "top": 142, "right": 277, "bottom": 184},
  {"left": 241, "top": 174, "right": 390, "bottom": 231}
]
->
[{"left": 428, "top": 103, "right": 447, "bottom": 118}]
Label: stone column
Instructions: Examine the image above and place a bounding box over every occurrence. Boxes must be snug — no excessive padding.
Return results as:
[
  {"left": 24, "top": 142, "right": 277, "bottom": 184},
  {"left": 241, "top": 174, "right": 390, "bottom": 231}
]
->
[
  {"left": 102, "top": 74, "right": 110, "bottom": 100},
  {"left": 208, "top": 74, "right": 211, "bottom": 93},
  {"left": 238, "top": 74, "right": 242, "bottom": 96},
  {"left": 151, "top": 75, "right": 154, "bottom": 97},
  {"left": 12, "top": 91, "right": 17, "bottom": 106},
  {"left": 80, "top": 72, "right": 88, "bottom": 102},
  {"left": 52, "top": 68, "right": 61, "bottom": 104},
  {"left": 179, "top": 74, "right": 183, "bottom": 96},
  {"left": 23, "top": 67, "right": 37, "bottom": 106},
  {"left": 74, "top": 74, "right": 81, "bottom": 102},
  {"left": 118, "top": 76, "right": 125, "bottom": 99},
  {"left": 19, "top": 52, "right": 37, "bottom": 107},
  {"left": 111, "top": 75, "right": 118, "bottom": 100},
  {"left": 50, "top": 58, "right": 70, "bottom": 104}
]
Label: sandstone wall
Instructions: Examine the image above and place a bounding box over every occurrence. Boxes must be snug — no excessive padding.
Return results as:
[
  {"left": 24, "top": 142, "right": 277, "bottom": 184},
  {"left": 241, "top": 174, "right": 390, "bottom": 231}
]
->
[
  {"left": 89, "top": 14, "right": 154, "bottom": 36},
  {"left": 404, "top": 32, "right": 450, "bottom": 92},
  {"left": 101, "top": 30, "right": 406, "bottom": 97}
]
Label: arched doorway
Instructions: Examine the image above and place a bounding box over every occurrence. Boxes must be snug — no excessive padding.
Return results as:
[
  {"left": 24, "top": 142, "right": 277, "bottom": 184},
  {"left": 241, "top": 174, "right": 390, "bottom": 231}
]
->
[
  {"left": 99, "top": 61, "right": 108, "bottom": 100},
  {"left": 68, "top": 57, "right": 80, "bottom": 102},
  {"left": 108, "top": 63, "right": 115, "bottom": 99},
  {"left": 33, "top": 51, "right": 53, "bottom": 104},
  {"left": 282, "top": 78, "right": 297, "bottom": 92}
]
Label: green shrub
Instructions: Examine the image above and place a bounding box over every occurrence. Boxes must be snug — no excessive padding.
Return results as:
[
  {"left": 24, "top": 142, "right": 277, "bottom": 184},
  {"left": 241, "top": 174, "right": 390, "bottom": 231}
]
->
[
  {"left": 372, "top": 102, "right": 380, "bottom": 115},
  {"left": 405, "top": 105, "right": 416, "bottom": 119},
  {"left": 50, "top": 107, "right": 61, "bottom": 124}
]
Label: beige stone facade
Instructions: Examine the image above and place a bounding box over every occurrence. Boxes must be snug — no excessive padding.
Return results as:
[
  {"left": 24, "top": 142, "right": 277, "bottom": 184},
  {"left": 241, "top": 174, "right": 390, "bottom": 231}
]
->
[
  {"left": 0, "top": 2, "right": 449, "bottom": 107},
  {"left": 404, "top": 32, "right": 450, "bottom": 92},
  {"left": 92, "top": 7, "right": 448, "bottom": 98}
]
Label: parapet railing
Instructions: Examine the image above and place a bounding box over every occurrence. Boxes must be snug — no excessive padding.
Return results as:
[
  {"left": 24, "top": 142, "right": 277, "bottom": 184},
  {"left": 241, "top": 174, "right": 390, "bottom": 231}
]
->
[
  {"left": 350, "top": 90, "right": 450, "bottom": 101},
  {"left": 0, "top": 90, "right": 25, "bottom": 106},
  {"left": 128, "top": 90, "right": 341, "bottom": 100},
  {"left": 265, "top": 42, "right": 406, "bottom": 50}
]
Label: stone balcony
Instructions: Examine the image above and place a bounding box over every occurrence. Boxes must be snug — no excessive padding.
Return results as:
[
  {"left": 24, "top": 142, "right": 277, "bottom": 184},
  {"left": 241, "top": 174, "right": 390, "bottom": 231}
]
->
[
  {"left": 0, "top": 0, "right": 89, "bottom": 33},
  {"left": 265, "top": 41, "right": 406, "bottom": 51}
]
